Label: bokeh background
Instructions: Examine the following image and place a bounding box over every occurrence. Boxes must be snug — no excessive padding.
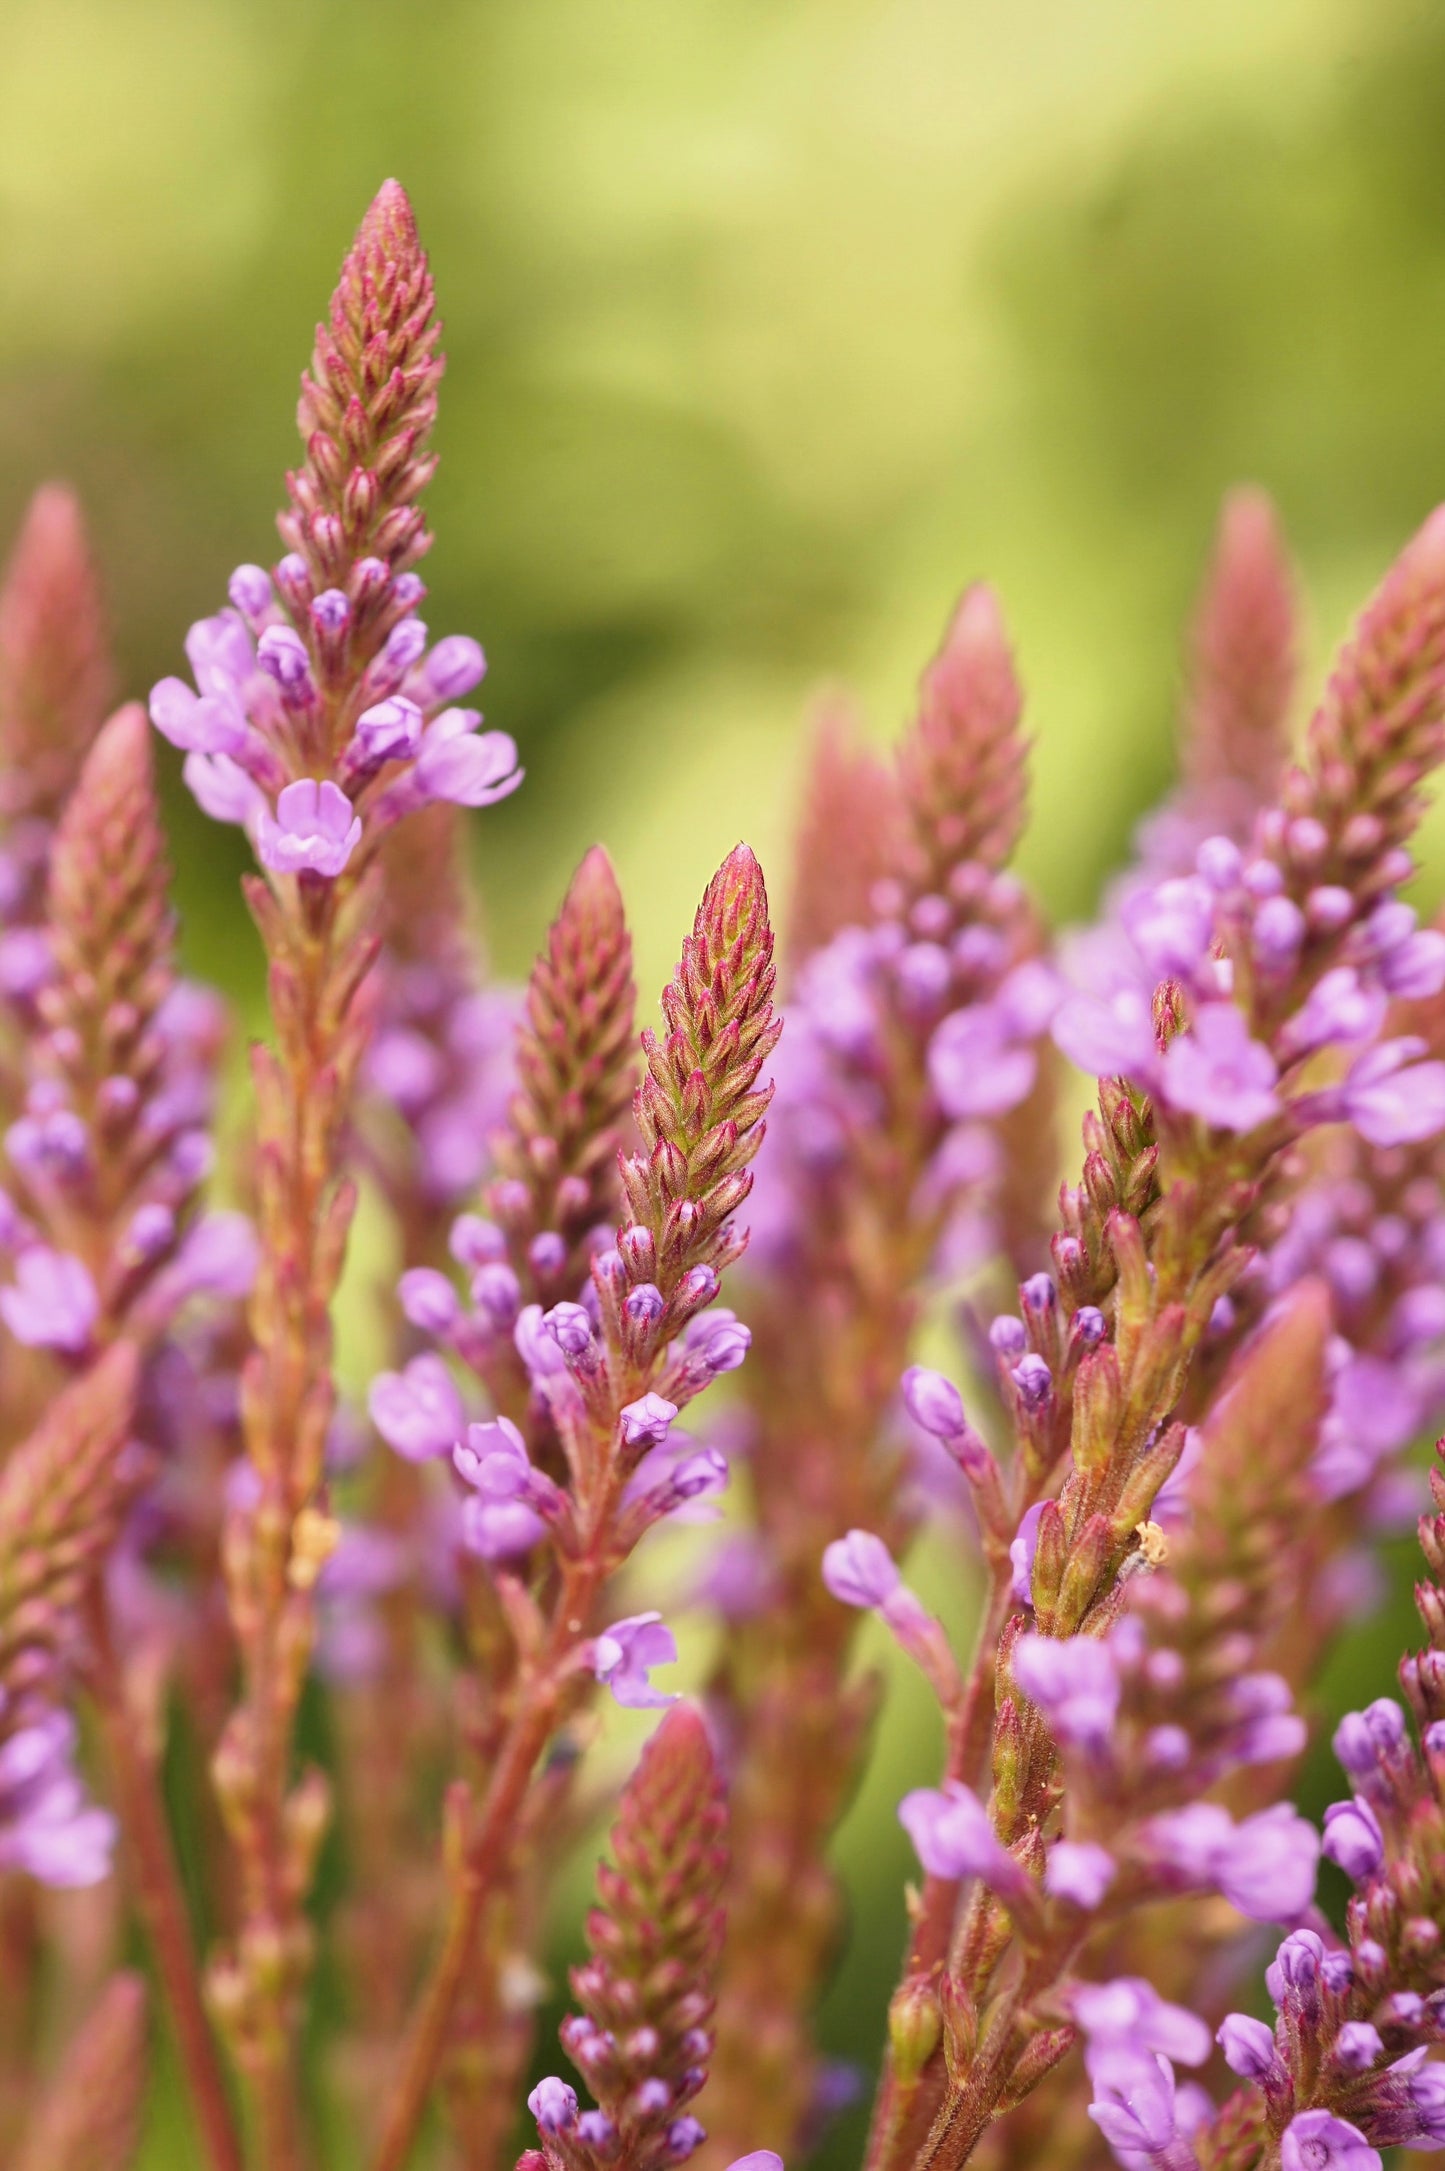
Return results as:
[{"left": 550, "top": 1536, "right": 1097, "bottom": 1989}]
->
[{"left": 5, "top": 0, "right": 1445, "bottom": 2160}]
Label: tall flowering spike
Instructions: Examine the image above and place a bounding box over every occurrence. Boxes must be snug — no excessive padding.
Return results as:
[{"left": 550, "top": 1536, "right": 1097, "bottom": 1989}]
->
[
  {"left": 702, "top": 586, "right": 1053, "bottom": 2167},
  {"left": 1176, "top": 1339, "right": 1445, "bottom": 2168},
  {"left": 12, "top": 1973, "right": 148, "bottom": 2171},
  {"left": 532, "top": 1702, "right": 729, "bottom": 2171},
  {"left": 898, "top": 583, "right": 1027, "bottom": 887},
  {"left": 621, "top": 844, "right": 780, "bottom": 1303},
  {"left": 0, "top": 484, "right": 115, "bottom": 823},
  {"left": 488, "top": 845, "right": 637, "bottom": 1304},
  {"left": 1006, "top": 1288, "right": 1336, "bottom": 2170},
  {"left": 786, "top": 701, "right": 901, "bottom": 965},
  {"left": 370, "top": 858, "right": 767, "bottom": 2171},
  {"left": 0, "top": 1343, "right": 139, "bottom": 1691},
  {"left": 171, "top": 179, "right": 515, "bottom": 2166},
  {"left": 281, "top": 178, "right": 443, "bottom": 587},
  {"left": 1019, "top": 1291, "right": 1330, "bottom": 2073},
  {"left": 1182, "top": 485, "right": 1298, "bottom": 806},
  {"left": 1297, "top": 504, "right": 1445, "bottom": 882},
  {"left": 0, "top": 701, "right": 238, "bottom": 1368}
]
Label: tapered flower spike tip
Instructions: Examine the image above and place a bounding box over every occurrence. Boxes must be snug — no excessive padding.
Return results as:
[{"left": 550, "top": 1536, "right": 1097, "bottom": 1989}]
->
[
  {"left": 1303, "top": 495, "right": 1445, "bottom": 867},
  {"left": 689, "top": 842, "right": 776, "bottom": 997},
  {"left": 661, "top": 841, "right": 779, "bottom": 1115},
  {"left": 48, "top": 702, "right": 172, "bottom": 994},
  {"left": 901, "top": 580, "right": 1027, "bottom": 880},
  {"left": 787, "top": 698, "right": 901, "bottom": 965},
  {"left": 563, "top": 842, "right": 629, "bottom": 953},
  {"left": 620, "top": 842, "right": 780, "bottom": 1302},
  {"left": 544, "top": 1700, "right": 729, "bottom": 2167},
  {"left": 0, "top": 482, "right": 115, "bottom": 818},
  {"left": 615, "top": 1697, "right": 728, "bottom": 1870},
  {"left": 281, "top": 176, "right": 444, "bottom": 584},
  {"left": 490, "top": 841, "right": 637, "bottom": 1297},
  {"left": 1184, "top": 484, "right": 1298, "bottom": 800}
]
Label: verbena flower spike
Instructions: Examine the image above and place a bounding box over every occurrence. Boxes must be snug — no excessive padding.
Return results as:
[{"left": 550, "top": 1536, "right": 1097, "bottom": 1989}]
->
[
  {"left": 703, "top": 587, "right": 1057, "bottom": 2163},
  {"left": 145, "top": 181, "right": 520, "bottom": 2167},
  {"left": 368, "top": 840, "right": 778, "bottom": 2171}
]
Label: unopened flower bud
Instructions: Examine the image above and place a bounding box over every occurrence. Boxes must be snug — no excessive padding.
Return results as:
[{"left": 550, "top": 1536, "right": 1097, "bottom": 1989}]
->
[{"left": 888, "top": 1978, "right": 942, "bottom": 2088}]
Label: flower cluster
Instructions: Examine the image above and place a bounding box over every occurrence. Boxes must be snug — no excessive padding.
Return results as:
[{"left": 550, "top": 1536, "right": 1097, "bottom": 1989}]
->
[
  {"left": 9, "top": 181, "right": 1445, "bottom": 2171},
  {"left": 149, "top": 186, "right": 520, "bottom": 887}
]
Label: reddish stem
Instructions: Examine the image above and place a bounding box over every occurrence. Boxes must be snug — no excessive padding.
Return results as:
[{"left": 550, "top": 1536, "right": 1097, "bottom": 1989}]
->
[
  {"left": 86, "top": 1586, "right": 245, "bottom": 2171},
  {"left": 370, "top": 1546, "right": 610, "bottom": 2171}
]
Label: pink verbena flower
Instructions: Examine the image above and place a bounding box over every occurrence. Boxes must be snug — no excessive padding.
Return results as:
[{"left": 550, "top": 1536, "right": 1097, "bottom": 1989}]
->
[
  {"left": 368, "top": 1354, "right": 465, "bottom": 1462},
  {"left": 0, "top": 1245, "right": 98, "bottom": 1352},
  {"left": 1280, "top": 2111, "right": 1380, "bottom": 2171},
  {"left": 590, "top": 1613, "right": 679, "bottom": 1709},
  {"left": 1161, "top": 1003, "right": 1281, "bottom": 1131},
  {"left": 256, "top": 779, "right": 362, "bottom": 877}
]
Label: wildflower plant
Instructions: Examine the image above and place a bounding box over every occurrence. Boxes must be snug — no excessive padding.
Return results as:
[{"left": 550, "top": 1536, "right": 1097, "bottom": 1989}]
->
[{"left": 4, "top": 178, "right": 1445, "bottom": 2171}]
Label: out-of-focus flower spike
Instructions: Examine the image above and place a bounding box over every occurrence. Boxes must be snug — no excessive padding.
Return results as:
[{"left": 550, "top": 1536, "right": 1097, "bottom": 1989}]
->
[
  {"left": 1005, "top": 1284, "right": 1331, "bottom": 2163},
  {"left": 622, "top": 843, "right": 780, "bottom": 1306},
  {"left": 1, "top": 702, "right": 236, "bottom": 1349},
  {"left": 281, "top": 178, "right": 444, "bottom": 589},
  {"left": 702, "top": 587, "right": 1052, "bottom": 2167},
  {"left": 1175, "top": 1278, "right": 1331, "bottom": 1640},
  {"left": 488, "top": 844, "right": 636, "bottom": 1304},
  {"left": 45, "top": 703, "right": 174, "bottom": 1073},
  {"left": 10, "top": 1971, "right": 148, "bottom": 2171},
  {"left": 786, "top": 699, "right": 901, "bottom": 966},
  {"left": 897, "top": 583, "right": 1027, "bottom": 887},
  {"left": 0, "top": 483, "right": 115, "bottom": 824},
  {"left": 0, "top": 1343, "right": 139, "bottom": 1692},
  {"left": 533, "top": 1702, "right": 729, "bottom": 2171},
  {"left": 1182, "top": 485, "right": 1298, "bottom": 809},
  {"left": 367, "top": 800, "right": 513, "bottom": 1231}
]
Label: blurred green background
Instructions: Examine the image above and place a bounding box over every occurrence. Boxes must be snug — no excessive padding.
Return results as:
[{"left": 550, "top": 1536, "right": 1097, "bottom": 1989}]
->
[{"left": 6, "top": 0, "right": 1445, "bottom": 2160}]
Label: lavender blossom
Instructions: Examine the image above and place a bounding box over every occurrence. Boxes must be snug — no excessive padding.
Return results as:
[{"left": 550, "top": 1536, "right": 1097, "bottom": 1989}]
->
[
  {"left": 591, "top": 1614, "right": 680, "bottom": 1710},
  {"left": 256, "top": 777, "right": 362, "bottom": 876},
  {"left": 367, "top": 1354, "right": 465, "bottom": 1462},
  {"left": 0, "top": 1704, "right": 116, "bottom": 1887}
]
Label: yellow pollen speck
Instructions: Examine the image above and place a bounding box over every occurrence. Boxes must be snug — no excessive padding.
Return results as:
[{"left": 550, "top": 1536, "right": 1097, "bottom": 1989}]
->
[
  {"left": 288, "top": 1507, "right": 341, "bottom": 1590},
  {"left": 1135, "top": 1519, "right": 1169, "bottom": 1567}
]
